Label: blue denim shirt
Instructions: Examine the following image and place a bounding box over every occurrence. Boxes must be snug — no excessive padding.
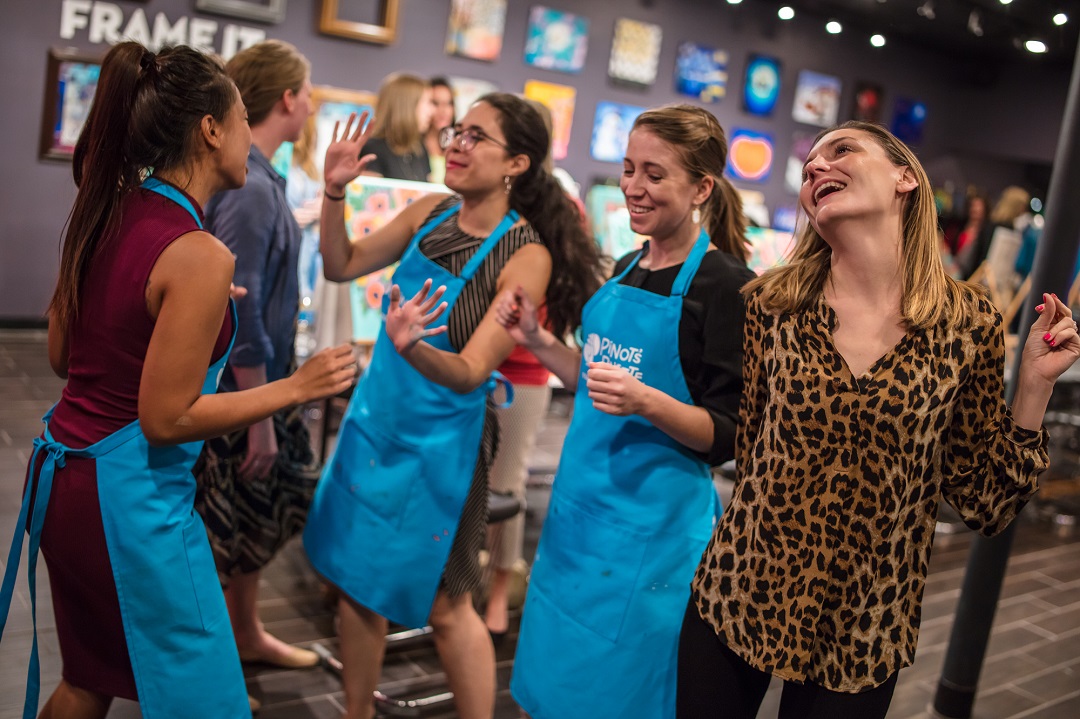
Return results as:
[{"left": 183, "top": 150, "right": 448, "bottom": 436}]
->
[{"left": 206, "top": 147, "right": 301, "bottom": 387}]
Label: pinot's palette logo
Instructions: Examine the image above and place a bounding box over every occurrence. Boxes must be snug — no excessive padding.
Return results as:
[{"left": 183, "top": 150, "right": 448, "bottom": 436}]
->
[{"left": 582, "top": 333, "right": 645, "bottom": 380}]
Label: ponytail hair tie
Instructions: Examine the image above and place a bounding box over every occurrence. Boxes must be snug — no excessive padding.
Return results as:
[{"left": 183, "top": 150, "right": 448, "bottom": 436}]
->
[{"left": 139, "top": 50, "right": 158, "bottom": 77}]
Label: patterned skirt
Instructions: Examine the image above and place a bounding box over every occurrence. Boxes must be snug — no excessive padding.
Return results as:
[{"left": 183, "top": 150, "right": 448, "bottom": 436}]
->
[{"left": 193, "top": 404, "right": 317, "bottom": 583}]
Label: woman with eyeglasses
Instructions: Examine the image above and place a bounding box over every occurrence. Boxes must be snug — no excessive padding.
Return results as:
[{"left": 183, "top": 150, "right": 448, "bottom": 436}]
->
[{"left": 304, "top": 93, "right": 603, "bottom": 719}]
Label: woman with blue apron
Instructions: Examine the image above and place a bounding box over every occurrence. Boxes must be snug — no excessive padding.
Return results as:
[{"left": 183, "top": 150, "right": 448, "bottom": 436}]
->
[
  {"left": 304, "top": 93, "right": 603, "bottom": 719},
  {"left": 503, "top": 105, "right": 755, "bottom": 718},
  {"left": 0, "top": 42, "right": 356, "bottom": 719}
]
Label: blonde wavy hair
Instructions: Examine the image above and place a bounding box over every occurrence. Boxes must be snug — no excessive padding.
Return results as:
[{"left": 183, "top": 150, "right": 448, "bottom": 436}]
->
[
  {"left": 370, "top": 72, "right": 428, "bottom": 156},
  {"left": 746, "top": 121, "right": 981, "bottom": 330}
]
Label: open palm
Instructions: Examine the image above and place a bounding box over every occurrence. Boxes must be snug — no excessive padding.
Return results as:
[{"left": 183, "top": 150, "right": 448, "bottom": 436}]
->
[{"left": 323, "top": 111, "right": 376, "bottom": 192}]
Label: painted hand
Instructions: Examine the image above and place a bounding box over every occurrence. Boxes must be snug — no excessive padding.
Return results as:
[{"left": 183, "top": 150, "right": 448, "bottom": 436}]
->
[
  {"left": 385, "top": 279, "right": 449, "bottom": 355},
  {"left": 1021, "top": 292, "right": 1080, "bottom": 385},
  {"left": 494, "top": 285, "right": 541, "bottom": 347},
  {"left": 586, "top": 361, "right": 649, "bottom": 416},
  {"left": 323, "top": 111, "right": 377, "bottom": 195}
]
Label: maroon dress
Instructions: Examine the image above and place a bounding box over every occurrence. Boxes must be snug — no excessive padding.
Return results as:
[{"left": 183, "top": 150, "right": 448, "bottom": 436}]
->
[{"left": 36, "top": 183, "right": 232, "bottom": 698}]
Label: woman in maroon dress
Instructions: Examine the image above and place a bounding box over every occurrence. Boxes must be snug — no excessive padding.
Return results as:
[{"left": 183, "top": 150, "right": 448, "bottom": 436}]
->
[{"left": 1, "top": 42, "right": 356, "bottom": 719}]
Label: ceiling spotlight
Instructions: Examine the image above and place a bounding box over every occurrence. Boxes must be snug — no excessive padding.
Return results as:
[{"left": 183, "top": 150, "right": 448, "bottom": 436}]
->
[
  {"left": 870, "top": 34, "right": 886, "bottom": 47},
  {"left": 1031, "top": 198, "right": 1044, "bottom": 213},
  {"left": 1054, "top": 13, "right": 1068, "bottom": 25},
  {"left": 1025, "top": 39, "right": 1048, "bottom": 53},
  {"left": 778, "top": 6, "right": 795, "bottom": 20},
  {"left": 1000, "top": 0, "right": 1013, "bottom": 5},
  {"left": 968, "top": 10, "right": 984, "bottom": 36},
  {"left": 726, "top": 0, "right": 743, "bottom": 4},
  {"left": 826, "top": 20, "right": 842, "bottom": 34},
  {"left": 917, "top": 1, "right": 936, "bottom": 20}
]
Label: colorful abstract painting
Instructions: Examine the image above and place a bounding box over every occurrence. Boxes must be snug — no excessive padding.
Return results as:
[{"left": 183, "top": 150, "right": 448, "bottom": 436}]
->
[
  {"left": 447, "top": 76, "right": 499, "bottom": 119},
  {"left": 784, "top": 131, "right": 815, "bottom": 194},
  {"left": 745, "top": 226, "right": 796, "bottom": 275},
  {"left": 524, "top": 6, "right": 589, "bottom": 73},
  {"left": 726, "top": 128, "right": 774, "bottom": 183},
  {"left": 674, "top": 41, "right": 727, "bottom": 102},
  {"left": 743, "top": 54, "right": 781, "bottom": 117},
  {"left": 343, "top": 177, "right": 446, "bottom": 341},
  {"left": 524, "top": 80, "right": 576, "bottom": 161},
  {"left": 590, "top": 101, "right": 646, "bottom": 163},
  {"left": 608, "top": 18, "right": 662, "bottom": 87},
  {"left": 445, "top": 0, "right": 507, "bottom": 62},
  {"left": 891, "top": 98, "right": 927, "bottom": 144},
  {"left": 852, "top": 81, "right": 883, "bottom": 122},
  {"left": 792, "top": 70, "right": 842, "bottom": 127},
  {"left": 585, "top": 183, "right": 645, "bottom": 260}
]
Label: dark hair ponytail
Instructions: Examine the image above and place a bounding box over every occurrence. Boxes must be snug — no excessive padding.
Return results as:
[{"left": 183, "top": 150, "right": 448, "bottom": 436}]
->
[
  {"left": 50, "top": 42, "right": 235, "bottom": 329},
  {"left": 481, "top": 92, "right": 604, "bottom": 339}
]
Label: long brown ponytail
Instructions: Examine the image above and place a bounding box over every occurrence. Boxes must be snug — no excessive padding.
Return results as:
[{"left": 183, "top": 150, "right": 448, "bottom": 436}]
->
[{"left": 631, "top": 105, "right": 749, "bottom": 263}]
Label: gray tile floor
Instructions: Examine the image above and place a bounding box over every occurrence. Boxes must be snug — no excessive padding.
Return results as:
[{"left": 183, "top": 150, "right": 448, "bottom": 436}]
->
[{"left": 1, "top": 328, "right": 1079, "bottom": 718}]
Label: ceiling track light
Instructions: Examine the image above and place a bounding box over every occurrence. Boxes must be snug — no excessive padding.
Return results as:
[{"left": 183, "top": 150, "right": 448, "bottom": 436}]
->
[
  {"left": 1025, "top": 39, "right": 1048, "bottom": 53},
  {"left": 917, "top": 1, "right": 936, "bottom": 20},
  {"left": 826, "top": 20, "right": 842, "bottom": 34},
  {"left": 1053, "top": 13, "right": 1068, "bottom": 26}
]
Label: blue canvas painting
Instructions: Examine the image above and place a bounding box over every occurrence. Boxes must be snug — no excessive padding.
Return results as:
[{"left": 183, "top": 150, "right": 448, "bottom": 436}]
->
[
  {"left": 523, "top": 6, "right": 589, "bottom": 73},
  {"left": 674, "top": 41, "right": 728, "bottom": 103}
]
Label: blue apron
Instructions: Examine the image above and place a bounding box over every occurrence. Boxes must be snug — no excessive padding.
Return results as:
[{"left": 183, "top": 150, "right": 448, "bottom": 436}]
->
[
  {"left": 0, "top": 178, "right": 250, "bottom": 719},
  {"left": 511, "top": 229, "right": 721, "bottom": 719},
  {"left": 304, "top": 203, "right": 518, "bottom": 629}
]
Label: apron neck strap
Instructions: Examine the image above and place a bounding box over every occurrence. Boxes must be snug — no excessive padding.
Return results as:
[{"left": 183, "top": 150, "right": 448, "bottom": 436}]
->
[
  {"left": 670, "top": 228, "right": 712, "bottom": 297},
  {"left": 140, "top": 178, "right": 203, "bottom": 229},
  {"left": 459, "top": 209, "right": 520, "bottom": 281}
]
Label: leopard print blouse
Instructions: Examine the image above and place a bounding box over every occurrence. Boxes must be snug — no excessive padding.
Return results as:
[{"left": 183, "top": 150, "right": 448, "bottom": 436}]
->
[{"left": 691, "top": 289, "right": 1049, "bottom": 692}]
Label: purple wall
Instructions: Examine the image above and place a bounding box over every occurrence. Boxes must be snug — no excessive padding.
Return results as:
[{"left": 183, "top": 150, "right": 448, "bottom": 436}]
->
[{"left": 0, "top": 0, "right": 1071, "bottom": 320}]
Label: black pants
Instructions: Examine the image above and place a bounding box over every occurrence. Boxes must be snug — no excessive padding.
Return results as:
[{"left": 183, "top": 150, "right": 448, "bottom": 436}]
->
[{"left": 676, "top": 602, "right": 899, "bottom": 719}]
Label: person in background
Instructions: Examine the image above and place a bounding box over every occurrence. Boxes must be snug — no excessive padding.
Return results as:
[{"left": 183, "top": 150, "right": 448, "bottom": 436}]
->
[
  {"left": 363, "top": 72, "right": 433, "bottom": 182},
  {"left": 504, "top": 104, "right": 754, "bottom": 719},
  {"left": 305, "top": 92, "right": 603, "bottom": 719},
  {"left": 193, "top": 39, "right": 323, "bottom": 674},
  {"left": 424, "top": 77, "right": 456, "bottom": 185},
  {"left": 0, "top": 41, "right": 354, "bottom": 719},
  {"left": 681, "top": 121, "right": 1077, "bottom": 719},
  {"left": 945, "top": 193, "right": 991, "bottom": 278}
]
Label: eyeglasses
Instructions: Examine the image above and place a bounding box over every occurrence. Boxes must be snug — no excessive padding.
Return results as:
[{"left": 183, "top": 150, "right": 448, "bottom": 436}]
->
[{"left": 438, "top": 125, "right": 510, "bottom": 153}]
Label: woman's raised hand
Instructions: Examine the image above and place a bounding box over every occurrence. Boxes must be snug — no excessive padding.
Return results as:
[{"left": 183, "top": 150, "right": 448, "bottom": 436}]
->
[
  {"left": 495, "top": 285, "right": 541, "bottom": 347},
  {"left": 385, "top": 279, "right": 449, "bottom": 355},
  {"left": 1021, "top": 292, "right": 1080, "bottom": 385},
  {"left": 289, "top": 344, "right": 358, "bottom": 403},
  {"left": 323, "top": 111, "right": 377, "bottom": 194}
]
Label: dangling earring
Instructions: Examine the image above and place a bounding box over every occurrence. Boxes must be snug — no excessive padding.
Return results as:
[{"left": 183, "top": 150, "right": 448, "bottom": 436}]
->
[
  {"left": 692, "top": 206, "right": 702, "bottom": 224},
  {"left": 504, "top": 175, "right": 512, "bottom": 195}
]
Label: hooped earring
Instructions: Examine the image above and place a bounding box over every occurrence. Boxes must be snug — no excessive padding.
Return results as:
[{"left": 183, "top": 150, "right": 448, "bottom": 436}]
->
[
  {"left": 504, "top": 175, "right": 512, "bottom": 195},
  {"left": 691, "top": 206, "right": 702, "bottom": 224}
]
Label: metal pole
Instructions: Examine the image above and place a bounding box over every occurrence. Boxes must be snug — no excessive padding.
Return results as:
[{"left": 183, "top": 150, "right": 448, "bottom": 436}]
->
[{"left": 932, "top": 39, "right": 1080, "bottom": 719}]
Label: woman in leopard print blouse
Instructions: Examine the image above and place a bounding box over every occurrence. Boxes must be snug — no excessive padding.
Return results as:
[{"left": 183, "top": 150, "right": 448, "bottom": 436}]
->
[{"left": 680, "top": 122, "right": 1080, "bottom": 718}]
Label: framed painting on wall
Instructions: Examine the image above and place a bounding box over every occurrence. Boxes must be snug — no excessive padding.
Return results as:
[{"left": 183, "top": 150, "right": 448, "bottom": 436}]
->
[
  {"left": 39, "top": 48, "right": 102, "bottom": 162},
  {"left": 445, "top": 0, "right": 507, "bottom": 62},
  {"left": 590, "top": 101, "right": 645, "bottom": 163},
  {"left": 784, "top": 131, "right": 815, "bottom": 194},
  {"left": 608, "top": 18, "right": 662, "bottom": 88},
  {"left": 271, "top": 85, "right": 378, "bottom": 177},
  {"left": 523, "top": 6, "right": 589, "bottom": 74},
  {"left": 726, "top": 128, "right": 774, "bottom": 184},
  {"left": 523, "top": 80, "right": 576, "bottom": 161},
  {"left": 195, "top": 0, "right": 287, "bottom": 24},
  {"left": 320, "top": 0, "right": 399, "bottom": 44},
  {"left": 743, "top": 54, "right": 781, "bottom": 117},
  {"left": 447, "top": 76, "right": 499, "bottom": 119},
  {"left": 792, "top": 70, "right": 842, "bottom": 127},
  {"left": 891, "top": 98, "right": 927, "bottom": 144},
  {"left": 674, "top": 41, "right": 727, "bottom": 103},
  {"left": 851, "top": 81, "right": 883, "bottom": 122}
]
